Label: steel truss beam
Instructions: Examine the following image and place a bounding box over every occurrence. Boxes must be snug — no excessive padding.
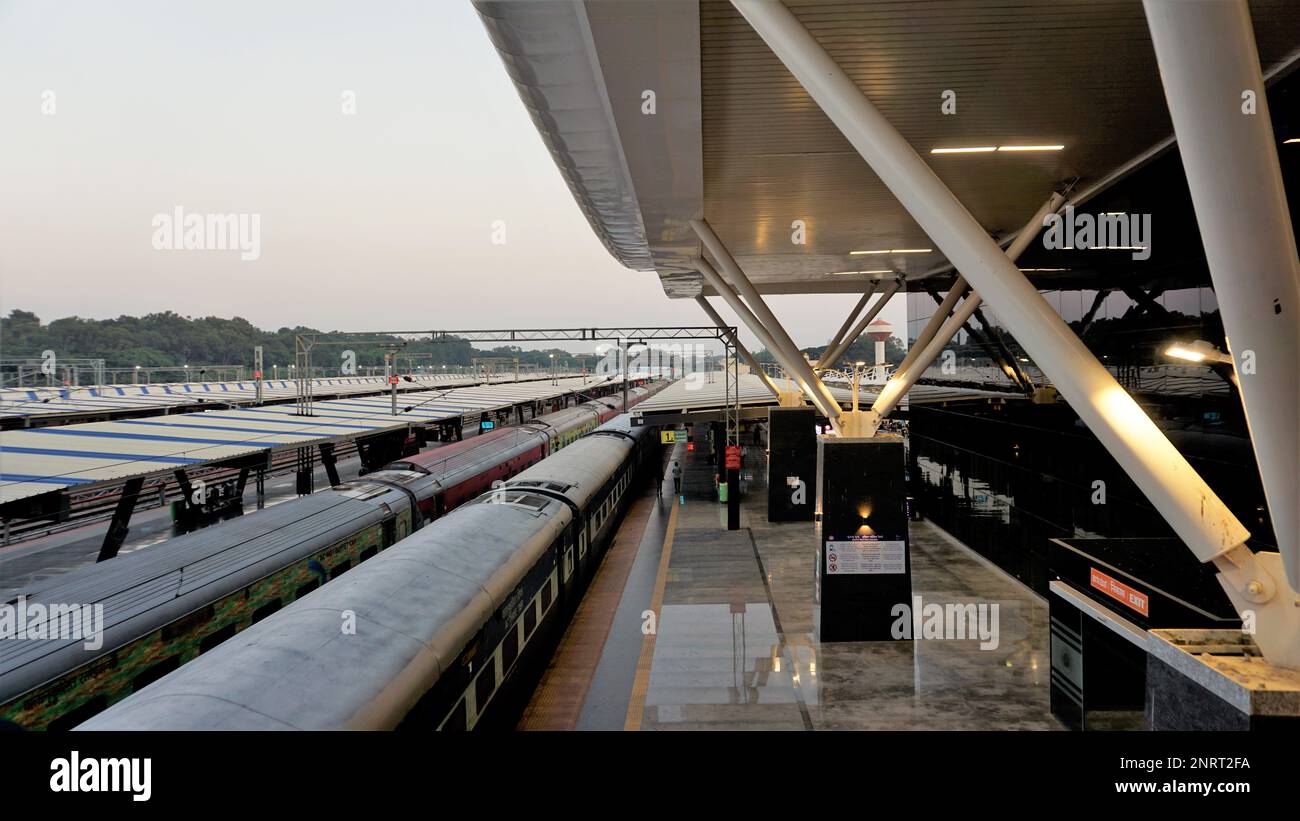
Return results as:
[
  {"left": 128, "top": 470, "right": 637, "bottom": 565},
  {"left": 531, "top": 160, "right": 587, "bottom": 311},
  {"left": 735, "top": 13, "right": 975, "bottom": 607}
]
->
[{"left": 735, "top": 0, "right": 1297, "bottom": 666}]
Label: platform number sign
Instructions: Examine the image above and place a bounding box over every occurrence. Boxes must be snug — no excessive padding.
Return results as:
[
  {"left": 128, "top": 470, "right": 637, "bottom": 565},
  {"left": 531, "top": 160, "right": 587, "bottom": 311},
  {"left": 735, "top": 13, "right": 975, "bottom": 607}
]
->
[{"left": 660, "top": 429, "right": 685, "bottom": 444}]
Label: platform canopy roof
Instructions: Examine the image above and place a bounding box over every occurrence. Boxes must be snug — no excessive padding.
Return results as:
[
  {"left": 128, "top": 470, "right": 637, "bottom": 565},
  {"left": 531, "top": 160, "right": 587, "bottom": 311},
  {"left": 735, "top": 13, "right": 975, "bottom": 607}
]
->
[{"left": 476, "top": 0, "right": 1300, "bottom": 297}]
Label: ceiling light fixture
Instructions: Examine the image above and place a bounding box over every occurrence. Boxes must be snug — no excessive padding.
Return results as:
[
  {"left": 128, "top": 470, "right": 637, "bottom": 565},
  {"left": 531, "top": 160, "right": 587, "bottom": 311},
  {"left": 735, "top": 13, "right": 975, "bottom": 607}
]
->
[
  {"left": 931, "top": 144, "right": 1064, "bottom": 154},
  {"left": 1164, "top": 340, "right": 1232, "bottom": 365},
  {"left": 828, "top": 269, "right": 893, "bottom": 275},
  {"left": 849, "top": 248, "right": 932, "bottom": 255}
]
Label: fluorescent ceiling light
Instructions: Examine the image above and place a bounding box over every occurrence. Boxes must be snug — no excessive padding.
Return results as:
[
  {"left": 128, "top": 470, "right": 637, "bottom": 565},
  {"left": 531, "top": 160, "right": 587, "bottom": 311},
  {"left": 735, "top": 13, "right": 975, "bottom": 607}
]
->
[
  {"left": 850, "top": 248, "right": 932, "bottom": 255},
  {"left": 997, "top": 144, "right": 1065, "bottom": 152},
  {"left": 932, "top": 144, "right": 1065, "bottom": 154},
  {"left": 1019, "top": 267, "right": 1069, "bottom": 272},
  {"left": 1285, "top": 138, "right": 1300, "bottom": 144},
  {"left": 828, "top": 269, "right": 893, "bottom": 275}
]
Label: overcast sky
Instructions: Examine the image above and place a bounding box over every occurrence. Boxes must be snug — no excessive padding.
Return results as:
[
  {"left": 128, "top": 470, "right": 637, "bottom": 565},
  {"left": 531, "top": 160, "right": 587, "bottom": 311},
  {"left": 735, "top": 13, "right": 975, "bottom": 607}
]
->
[{"left": 0, "top": 0, "right": 906, "bottom": 356}]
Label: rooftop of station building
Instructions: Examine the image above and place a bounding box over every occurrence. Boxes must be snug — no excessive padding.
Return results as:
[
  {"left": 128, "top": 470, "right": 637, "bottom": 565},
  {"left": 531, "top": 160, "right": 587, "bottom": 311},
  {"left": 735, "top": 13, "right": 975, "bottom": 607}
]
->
[{"left": 0, "top": 374, "right": 628, "bottom": 506}]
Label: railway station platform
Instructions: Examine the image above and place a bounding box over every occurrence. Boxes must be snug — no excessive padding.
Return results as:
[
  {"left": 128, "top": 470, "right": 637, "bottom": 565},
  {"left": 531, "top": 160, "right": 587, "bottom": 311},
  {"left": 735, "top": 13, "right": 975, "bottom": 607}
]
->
[{"left": 521, "top": 437, "right": 1060, "bottom": 731}]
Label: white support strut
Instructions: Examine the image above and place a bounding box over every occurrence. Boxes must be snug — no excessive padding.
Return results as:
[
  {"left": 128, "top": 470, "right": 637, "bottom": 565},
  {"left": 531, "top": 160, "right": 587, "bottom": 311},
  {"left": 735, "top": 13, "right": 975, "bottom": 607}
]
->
[
  {"left": 895, "top": 276, "right": 967, "bottom": 377},
  {"left": 733, "top": 0, "right": 1299, "bottom": 666},
  {"left": 693, "top": 219, "right": 844, "bottom": 431},
  {"left": 1144, "top": 0, "right": 1300, "bottom": 594},
  {"left": 695, "top": 256, "right": 842, "bottom": 426}
]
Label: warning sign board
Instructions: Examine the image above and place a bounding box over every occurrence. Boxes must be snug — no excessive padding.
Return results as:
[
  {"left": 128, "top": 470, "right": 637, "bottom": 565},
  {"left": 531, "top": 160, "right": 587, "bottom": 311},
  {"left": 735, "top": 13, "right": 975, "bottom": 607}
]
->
[
  {"left": 388, "top": 376, "right": 399, "bottom": 385},
  {"left": 725, "top": 445, "right": 741, "bottom": 470},
  {"left": 825, "top": 538, "right": 906, "bottom": 574}
]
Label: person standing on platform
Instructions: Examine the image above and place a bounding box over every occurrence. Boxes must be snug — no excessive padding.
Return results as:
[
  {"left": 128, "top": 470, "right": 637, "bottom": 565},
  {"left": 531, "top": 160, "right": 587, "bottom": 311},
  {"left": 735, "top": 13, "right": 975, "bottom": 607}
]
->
[{"left": 672, "top": 461, "right": 682, "bottom": 496}]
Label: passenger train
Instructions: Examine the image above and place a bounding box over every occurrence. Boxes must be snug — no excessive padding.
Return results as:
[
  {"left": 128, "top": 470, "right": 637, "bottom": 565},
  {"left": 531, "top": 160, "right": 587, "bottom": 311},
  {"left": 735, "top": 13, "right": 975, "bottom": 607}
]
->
[
  {"left": 78, "top": 412, "right": 656, "bottom": 730},
  {"left": 0, "top": 384, "right": 660, "bottom": 730}
]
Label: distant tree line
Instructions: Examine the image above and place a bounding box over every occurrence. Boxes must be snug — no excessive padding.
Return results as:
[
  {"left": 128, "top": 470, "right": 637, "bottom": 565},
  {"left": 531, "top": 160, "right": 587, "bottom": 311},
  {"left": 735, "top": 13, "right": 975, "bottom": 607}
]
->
[{"left": 0, "top": 310, "right": 587, "bottom": 371}]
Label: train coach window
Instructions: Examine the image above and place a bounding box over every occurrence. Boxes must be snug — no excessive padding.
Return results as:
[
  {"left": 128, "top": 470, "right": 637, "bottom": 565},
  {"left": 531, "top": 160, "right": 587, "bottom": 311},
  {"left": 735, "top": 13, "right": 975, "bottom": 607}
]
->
[
  {"left": 199, "top": 622, "right": 238, "bottom": 654},
  {"left": 541, "top": 582, "right": 553, "bottom": 614},
  {"left": 296, "top": 580, "right": 319, "bottom": 599},
  {"left": 439, "top": 699, "right": 467, "bottom": 732},
  {"left": 132, "top": 656, "right": 181, "bottom": 692},
  {"left": 329, "top": 560, "right": 351, "bottom": 580},
  {"left": 475, "top": 657, "right": 497, "bottom": 715},
  {"left": 502, "top": 625, "right": 519, "bottom": 672},
  {"left": 252, "top": 599, "right": 283, "bottom": 623},
  {"left": 524, "top": 602, "right": 537, "bottom": 638},
  {"left": 359, "top": 546, "right": 378, "bottom": 562}
]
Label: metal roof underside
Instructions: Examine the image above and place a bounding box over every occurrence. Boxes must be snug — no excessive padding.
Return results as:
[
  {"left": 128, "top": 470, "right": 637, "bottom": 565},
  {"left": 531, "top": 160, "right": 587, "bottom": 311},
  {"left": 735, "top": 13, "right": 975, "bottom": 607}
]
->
[{"left": 477, "top": 0, "right": 1300, "bottom": 298}]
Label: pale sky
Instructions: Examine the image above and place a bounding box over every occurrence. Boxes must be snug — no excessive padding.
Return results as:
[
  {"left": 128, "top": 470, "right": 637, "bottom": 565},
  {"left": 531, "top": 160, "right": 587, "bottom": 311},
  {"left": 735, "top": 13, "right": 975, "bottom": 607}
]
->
[{"left": 0, "top": 0, "right": 906, "bottom": 356}]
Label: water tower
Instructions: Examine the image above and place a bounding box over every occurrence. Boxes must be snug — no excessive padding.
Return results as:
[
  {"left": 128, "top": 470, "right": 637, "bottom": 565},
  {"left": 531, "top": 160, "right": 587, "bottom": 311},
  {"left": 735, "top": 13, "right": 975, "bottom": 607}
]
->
[{"left": 866, "top": 319, "right": 893, "bottom": 367}]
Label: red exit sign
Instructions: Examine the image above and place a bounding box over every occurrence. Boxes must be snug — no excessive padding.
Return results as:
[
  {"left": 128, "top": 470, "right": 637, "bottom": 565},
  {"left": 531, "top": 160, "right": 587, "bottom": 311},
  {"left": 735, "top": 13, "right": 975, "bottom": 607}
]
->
[{"left": 1090, "top": 567, "right": 1149, "bottom": 617}]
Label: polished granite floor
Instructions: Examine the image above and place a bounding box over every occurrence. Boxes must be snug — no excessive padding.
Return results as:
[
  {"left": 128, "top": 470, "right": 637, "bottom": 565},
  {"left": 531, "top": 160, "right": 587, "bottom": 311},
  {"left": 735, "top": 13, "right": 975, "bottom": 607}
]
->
[{"left": 631, "top": 441, "right": 1062, "bottom": 731}]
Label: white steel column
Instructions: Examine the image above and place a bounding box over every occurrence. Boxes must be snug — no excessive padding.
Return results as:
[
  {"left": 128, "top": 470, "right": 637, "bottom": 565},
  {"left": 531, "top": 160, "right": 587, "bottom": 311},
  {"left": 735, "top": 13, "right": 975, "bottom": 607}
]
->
[
  {"left": 1144, "top": 0, "right": 1300, "bottom": 593},
  {"left": 695, "top": 295, "right": 782, "bottom": 398},
  {"left": 693, "top": 218, "right": 844, "bottom": 430},
  {"left": 734, "top": 0, "right": 1297, "bottom": 665},
  {"left": 817, "top": 281, "right": 878, "bottom": 369},
  {"left": 818, "top": 279, "right": 902, "bottom": 370},
  {"left": 695, "top": 256, "right": 842, "bottom": 426}
]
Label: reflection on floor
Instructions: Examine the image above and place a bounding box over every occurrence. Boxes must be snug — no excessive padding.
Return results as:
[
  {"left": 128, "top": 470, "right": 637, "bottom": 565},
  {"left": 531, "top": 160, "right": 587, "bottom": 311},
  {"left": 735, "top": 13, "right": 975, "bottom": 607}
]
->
[{"left": 528, "top": 437, "right": 1062, "bottom": 731}]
